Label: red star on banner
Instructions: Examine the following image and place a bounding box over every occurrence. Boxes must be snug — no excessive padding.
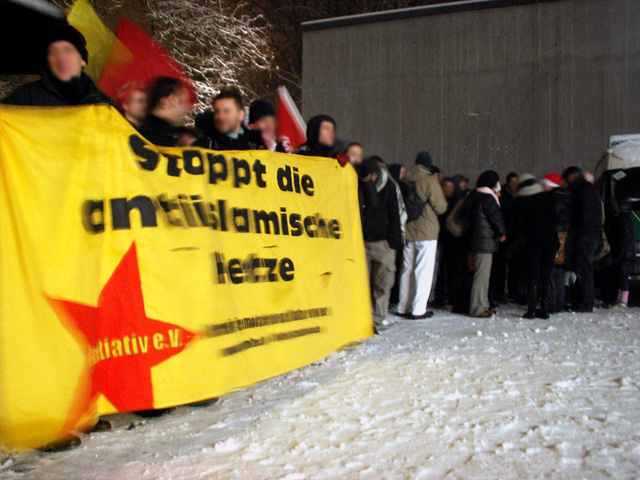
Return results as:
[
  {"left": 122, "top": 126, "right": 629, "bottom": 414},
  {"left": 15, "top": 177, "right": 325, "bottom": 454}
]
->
[{"left": 47, "top": 242, "right": 198, "bottom": 436}]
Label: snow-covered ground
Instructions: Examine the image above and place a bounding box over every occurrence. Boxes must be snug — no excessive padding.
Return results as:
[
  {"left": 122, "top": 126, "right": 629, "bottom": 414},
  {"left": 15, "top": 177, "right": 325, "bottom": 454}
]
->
[{"left": 2, "top": 305, "right": 640, "bottom": 480}]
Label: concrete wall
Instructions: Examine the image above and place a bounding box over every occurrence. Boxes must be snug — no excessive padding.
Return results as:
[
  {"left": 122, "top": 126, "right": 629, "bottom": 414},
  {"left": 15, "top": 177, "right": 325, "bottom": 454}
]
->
[{"left": 302, "top": 0, "right": 640, "bottom": 180}]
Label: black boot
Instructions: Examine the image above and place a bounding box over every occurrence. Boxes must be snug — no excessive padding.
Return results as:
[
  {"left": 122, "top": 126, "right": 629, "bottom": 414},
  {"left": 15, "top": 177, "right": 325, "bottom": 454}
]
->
[
  {"left": 523, "top": 286, "right": 537, "bottom": 319},
  {"left": 536, "top": 285, "right": 551, "bottom": 319}
]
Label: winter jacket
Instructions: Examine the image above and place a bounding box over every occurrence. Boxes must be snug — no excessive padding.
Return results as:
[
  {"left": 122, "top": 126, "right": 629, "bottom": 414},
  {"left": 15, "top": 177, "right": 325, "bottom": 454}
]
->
[
  {"left": 404, "top": 164, "right": 447, "bottom": 241},
  {"left": 438, "top": 194, "right": 459, "bottom": 251},
  {"left": 378, "top": 164, "right": 407, "bottom": 241},
  {"left": 138, "top": 114, "right": 198, "bottom": 147},
  {"left": 271, "top": 141, "right": 288, "bottom": 153},
  {"left": 465, "top": 190, "right": 506, "bottom": 254},
  {"left": 194, "top": 110, "right": 266, "bottom": 150},
  {"left": 293, "top": 115, "right": 337, "bottom": 158},
  {"left": 550, "top": 186, "right": 572, "bottom": 232},
  {"left": 2, "top": 69, "right": 111, "bottom": 107},
  {"left": 513, "top": 190, "right": 560, "bottom": 249},
  {"left": 607, "top": 199, "right": 637, "bottom": 264},
  {"left": 360, "top": 175, "right": 402, "bottom": 250},
  {"left": 500, "top": 186, "right": 517, "bottom": 239},
  {"left": 567, "top": 175, "right": 603, "bottom": 239}
]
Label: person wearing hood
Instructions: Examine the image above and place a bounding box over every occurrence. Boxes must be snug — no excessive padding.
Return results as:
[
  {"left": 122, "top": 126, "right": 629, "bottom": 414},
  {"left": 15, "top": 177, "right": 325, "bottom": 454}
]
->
[
  {"left": 397, "top": 151, "right": 447, "bottom": 319},
  {"left": 195, "top": 87, "right": 266, "bottom": 150},
  {"left": 248, "top": 99, "right": 286, "bottom": 152},
  {"left": 562, "top": 166, "right": 603, "bottom": 312},
  {"left": 343, "top": 141, "right": 364, "bottom": 167},
  {"left": 372, "top": 157, "right": 407, "bottom": 241},
  {"left": 294, "top": 115, "right": 337, "bottom": 158},
  {"left": 513, "top": 174, "right": 560, "bottom": 319},
  {"left": 466, "top": 170, "right": 506, "bottom": 318},
  {"left": 3, "top": 24, "right": 111, "bottom": 106},
  {"left": 358, "top": 157, "right": 402, "bottom": 330}
]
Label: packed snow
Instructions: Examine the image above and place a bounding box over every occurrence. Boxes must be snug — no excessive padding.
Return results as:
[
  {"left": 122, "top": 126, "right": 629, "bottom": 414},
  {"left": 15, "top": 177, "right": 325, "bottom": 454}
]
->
[{"left": 2, "top": 305, "right": 640, "bottom": 479}]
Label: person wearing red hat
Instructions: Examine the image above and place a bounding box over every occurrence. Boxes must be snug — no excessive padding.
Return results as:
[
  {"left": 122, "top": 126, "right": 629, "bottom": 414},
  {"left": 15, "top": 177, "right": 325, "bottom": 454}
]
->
[
  {"left": 541, "top": 172, "right": 564, "bottom": 190},
  {"left": 2, "top": 24, "right": 111, "bottom": 106}
]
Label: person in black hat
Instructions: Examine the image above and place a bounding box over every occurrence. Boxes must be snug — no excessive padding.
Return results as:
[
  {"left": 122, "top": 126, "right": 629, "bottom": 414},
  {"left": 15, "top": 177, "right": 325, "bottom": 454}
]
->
[
  {"left": 248, "top": 99, "right": 286, "bottom": 152},
  {"left": 2, "top": 24, "right": 111, "bottom": 106},
  {"left": 397, "top": 151, "right": 447, "bottom": 320}
]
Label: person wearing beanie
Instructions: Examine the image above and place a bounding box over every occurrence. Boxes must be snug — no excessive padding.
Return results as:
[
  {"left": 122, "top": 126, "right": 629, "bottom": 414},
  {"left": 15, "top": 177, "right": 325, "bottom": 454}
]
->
[
  {"left": 397, "top": 151, "right": 447, "bottom": 319},
  {"left": 294, "top": 114, "right": 337, "bottom": 158},
  {"left": 562, "top": 166, "right": 603, "bottom": 312},
  {"left": 512, "top": 174, "right": 560, "bottom": 319},
  {"left": 248, "top": 99, "right": 286, "bottom": 153},
  {"left": 3, "top": 24, "right": 111, "bottom": 106},
  {"left": 466, "top": 170, "right": 506, "bottom": 318},
  {"left": 357, "top": 157, "right": 402, "bottom": 331}
]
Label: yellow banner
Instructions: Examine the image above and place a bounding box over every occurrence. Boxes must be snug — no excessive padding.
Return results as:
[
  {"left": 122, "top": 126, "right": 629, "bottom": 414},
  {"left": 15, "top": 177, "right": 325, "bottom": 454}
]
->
[{"left": 0, "top": 105, "right": 372, "bottom": 451}]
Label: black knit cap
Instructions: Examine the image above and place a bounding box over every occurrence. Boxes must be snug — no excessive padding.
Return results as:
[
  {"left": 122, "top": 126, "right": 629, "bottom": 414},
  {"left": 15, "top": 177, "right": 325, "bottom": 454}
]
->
[
  {"left": 42, "top": 24, "right": 89, "bottom": 65},
  {"left": 476, "top": 170, "right": 500, "bottom": 189},
  {"left": 415, "top": 151, "right": 433, "bottom": 169},
  {"left": 249, "top": 99, "right": 275, "bottom": 124},
  {"left": 562, "top": 166, "right": 582, "bottom": 180}
]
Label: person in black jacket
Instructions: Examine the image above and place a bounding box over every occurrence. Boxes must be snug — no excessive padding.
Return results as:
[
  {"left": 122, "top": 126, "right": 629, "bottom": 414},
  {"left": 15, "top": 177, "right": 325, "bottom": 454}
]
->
[
  {"left": 605, "top": 181, "right": 637, "bottom": 308},
  {"left": 563, "top": 166, "right": 603, "bottom": 312},
  {"left": 491, "top": 172, "right": 519, "bottom": 304},
  {"left": 466, "top": 170, "right": 506, "bottom": 318},
  {"left": 433, "top": 177, "right": 458, "bottom": 308},
  {"left": 513, "top": 174, "right": 560, "bottom": 319},
  {"left": 195, "top": 87, "right": 266, "bottom": 150},
  {"left": 294, "top": 115, "right": 337, "bottom": 158},
  {"left": 138, "top": 76, "right": 196, "bottom": 147},
  {"left": 543, "top": 172, "right": 572, "bottom": 313},
  {"left": 358, "top": 158, "right": 402, "bottom": 330},
  {"left": 247, "top": 99, "right": 287, "bottom": 152},
  {"left": 3, "top": 24, "right": 111, "bottom": 107}
]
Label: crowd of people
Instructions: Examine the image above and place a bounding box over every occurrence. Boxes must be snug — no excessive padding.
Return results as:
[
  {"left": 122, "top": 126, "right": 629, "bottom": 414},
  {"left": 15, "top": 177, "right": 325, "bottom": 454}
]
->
[
  {"left": 354, "top": 153, "right": 636, "bottom": 331},
  {"left": 2, "top": 24, "right": 637, "bottom": 335}
]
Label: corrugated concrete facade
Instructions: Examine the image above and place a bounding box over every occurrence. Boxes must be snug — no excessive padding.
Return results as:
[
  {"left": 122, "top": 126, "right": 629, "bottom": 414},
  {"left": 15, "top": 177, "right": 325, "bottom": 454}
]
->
[{"left": 301, "top": 0, "right": 640, "bottom": 178}]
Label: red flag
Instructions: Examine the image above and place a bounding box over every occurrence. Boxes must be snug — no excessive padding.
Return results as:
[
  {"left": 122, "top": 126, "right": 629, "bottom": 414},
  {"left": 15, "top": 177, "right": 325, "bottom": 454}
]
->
[
  {"left": 98, "top": 17, "right": 196, "bottom": 104},
  {"left": 276, "top": 86, "right": 306, "bottom": 153}
]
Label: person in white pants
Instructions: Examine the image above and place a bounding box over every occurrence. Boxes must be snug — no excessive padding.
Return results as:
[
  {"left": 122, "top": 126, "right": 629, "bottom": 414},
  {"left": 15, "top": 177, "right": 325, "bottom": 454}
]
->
[
  {"left": 397, "top": 152, "right": 447, "bottom": 319},
  {"left": 398, "top": 239, "right": 438, "bottom": 317}
]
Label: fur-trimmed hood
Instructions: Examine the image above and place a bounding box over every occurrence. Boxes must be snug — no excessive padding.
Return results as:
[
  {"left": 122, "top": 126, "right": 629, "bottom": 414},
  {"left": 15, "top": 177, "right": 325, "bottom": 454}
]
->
[{"left": 516, "top": 173, "right": 545, "bottom": 197}]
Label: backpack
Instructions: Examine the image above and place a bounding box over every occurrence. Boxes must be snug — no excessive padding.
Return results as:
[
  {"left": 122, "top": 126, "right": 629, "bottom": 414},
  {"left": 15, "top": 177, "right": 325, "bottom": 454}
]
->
[{"left": 402, "top": 182, "right": 426, "bottom": 222}]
